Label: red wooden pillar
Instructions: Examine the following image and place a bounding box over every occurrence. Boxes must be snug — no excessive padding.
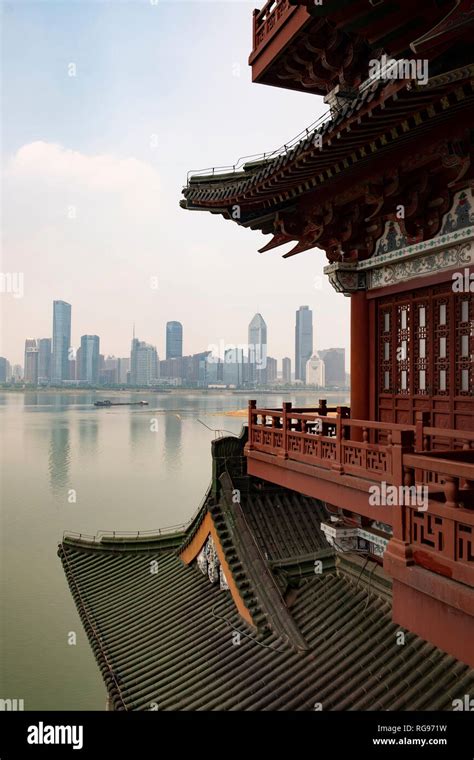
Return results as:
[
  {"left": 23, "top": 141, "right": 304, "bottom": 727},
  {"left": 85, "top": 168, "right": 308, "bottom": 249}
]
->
[{"left": 351, "top": 292, "right": 370, "bottom": 440}]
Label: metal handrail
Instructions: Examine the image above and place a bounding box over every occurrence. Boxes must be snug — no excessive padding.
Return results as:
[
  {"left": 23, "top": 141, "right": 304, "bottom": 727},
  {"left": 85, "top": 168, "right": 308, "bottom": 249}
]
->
[
  {"left": 186, "top": 108, "right": 333, "bottom": 185},
  {"left": 62, "top": 480, "right": 212, "bottom": 544}
]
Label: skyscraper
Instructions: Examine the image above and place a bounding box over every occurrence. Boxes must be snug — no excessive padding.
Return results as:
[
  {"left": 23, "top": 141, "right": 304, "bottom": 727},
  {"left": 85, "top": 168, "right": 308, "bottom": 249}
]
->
[
  {"left": 52, "top": 300, "right": 71, "bottom": 383},
  {"left": 295, "top": 306, "right": 313, "bottom": 382},
  {"left": 306, "top": 354, "right": 325, "bottom": 387},
  {"left": 117, "top": 357, "right": 130, "bottom": 385},
  {"left": 80, "top": 335, "right": 100, "bottom": 384},
  {"left": 0, "top": 357, "right": 9, "bottom": 384},
  {"left": 38, "top": 339, "right": 52, "bottom": 384},
  {"left": 24, "top": 339, "right": 39, "bottom": 384},
  {"left": 248, "top": 313, "right": 267, "bottom": 385},
  {"left": 130, "top": 338, "right": 159, "bottom": 386},
  {"left": 76, "top": 346, "right": 82, "bottom": 383},
  {"left": 266, "top": 356, "right": 277, "bottom": 384},
  {"left": 222, "top": 347, "right": 244, "bottom": 387},
  {"left": 69, "top": 359, "right": 77, "bottom": 382},
  {"left": 166, "top": 321, "right": 183, "bottom": 360},
  {"left": 282, "top": 357, "right": 291, "bottom": 384},
  {"left": 318, "top": 348, "right": 346, "bottom": 387}
]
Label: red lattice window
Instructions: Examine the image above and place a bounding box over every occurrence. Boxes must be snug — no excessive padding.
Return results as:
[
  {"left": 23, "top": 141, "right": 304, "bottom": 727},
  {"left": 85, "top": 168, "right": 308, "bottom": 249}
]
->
[
  {"left": 396, "top": 303, "right": 411, "bottom": 395},
  {"left": 456, "top": 296, "right": 473, "bottom": 396},
  {"left": 379, "top": 308, "right": 392, "bottom": 394},
  {"left": 433, "top": 294, "right": 450, "bottom": 396},
  {"left": 377, "top": 285, "right": 473, "bottom": 409},
  {"left": 413, "top": 300, "right": 429, "bottom": 396}
]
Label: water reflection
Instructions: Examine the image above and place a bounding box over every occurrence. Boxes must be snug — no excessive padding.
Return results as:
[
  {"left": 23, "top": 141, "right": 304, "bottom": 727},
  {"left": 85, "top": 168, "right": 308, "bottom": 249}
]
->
[
  {"left": 23, "top": 392, "right": 41, "bottom": 407},
  {"left": 128, "top": 408, "right": 163, "bottom": 460},
  {"left": 129, "top": 409, "right": 149, "bottom": 455},
  {"left": 163, "top": 412, "right": 182, "bottom": 468},
  {"left": 2, "top": 389, "right": 351, "bottom": 711},
  {"left": 48, "top": 421, "right": 70, "bottom": 496},
  {"left": 78, "top": 417, "right": 99, "bottom": 457}
]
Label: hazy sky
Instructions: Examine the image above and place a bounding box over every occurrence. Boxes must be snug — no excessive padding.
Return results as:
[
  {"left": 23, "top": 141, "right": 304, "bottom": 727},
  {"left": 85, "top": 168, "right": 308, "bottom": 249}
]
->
[{"left": 1, "top": 0, "right": 350, "bottom": 366}]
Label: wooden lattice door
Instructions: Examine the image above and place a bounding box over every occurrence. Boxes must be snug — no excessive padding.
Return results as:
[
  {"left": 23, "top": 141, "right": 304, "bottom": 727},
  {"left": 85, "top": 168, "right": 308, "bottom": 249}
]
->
[{"left": 377, "top": 282, "right": 473, "bottom": 432}]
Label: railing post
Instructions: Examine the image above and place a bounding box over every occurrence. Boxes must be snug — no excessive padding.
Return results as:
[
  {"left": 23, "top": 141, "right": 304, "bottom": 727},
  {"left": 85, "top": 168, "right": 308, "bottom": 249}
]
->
[
  {"left": 415, "top": 411, "right": 430, "bottom": 452},
  {"left": 247, "top": 400, "right": 256, "bottom": 451},
  {"left": 414, "top": 411, "right": 430, "bottom": 485},
  {"left": 392, "top": 429, "right": 414, "bottom": 487},
  {"left": 391, "top": 429, "right": 415, "bottom": 543},
  {"left": 318, "top": 398, "right": 327, "bottom": 416},
  {"left": 252, "top": 8, "right": 259, "bottom": 50},
  {"left": 444, "top": 476, "right": 460, "bottom": 509},
  {"left": 278, "top": 402, "right": 291, "bottom": 459},
  {"left": 332, "top": 408, "right": 344, "bottom": 474}
]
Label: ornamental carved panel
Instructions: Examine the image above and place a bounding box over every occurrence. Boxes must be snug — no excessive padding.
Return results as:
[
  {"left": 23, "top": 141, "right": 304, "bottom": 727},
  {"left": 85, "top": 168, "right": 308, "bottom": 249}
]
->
[
  {"left": 411, "top": 512, "right": 444, "bottom": 553},
  {"left": 288, "top": 434, "right": 302, "bottom": 454},
  {"left": 321, "top": 441, "right": 336, "bottom": 461},
  {"left": 366, "top": 449, "right": 389, "bottom": 474},
  {"left": 343, "top": 445, "right": 363, "bottom": 468},
  {"left": 457, "top": 523, "right": 474, "bottom": 564}
]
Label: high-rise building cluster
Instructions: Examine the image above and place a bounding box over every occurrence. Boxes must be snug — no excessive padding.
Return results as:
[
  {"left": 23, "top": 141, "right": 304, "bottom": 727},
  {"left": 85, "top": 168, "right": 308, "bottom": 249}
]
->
[{"left": 1, "top": 303, "right": 347, "bottom": 389}]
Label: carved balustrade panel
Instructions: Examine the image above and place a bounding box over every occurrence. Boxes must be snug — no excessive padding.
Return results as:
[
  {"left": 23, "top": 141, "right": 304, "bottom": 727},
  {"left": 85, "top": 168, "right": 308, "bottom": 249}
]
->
[
  {"left": 343, "top": 444, "right": 363, "bottom": 468},
  {"left": 287, "top": 433, "right": 303, "bottom": 456},
  {"left": 320, "top": 440, "right": 337, "bottom": 461},
  {"left": 254, "top": 0, "right": 292, "bottom": 50},
  {"left": 411, "top": 511, "right": 445, "bottom": 553},
  {"left": 303, "top": 436, "right": 320, "bottom": 459},
  {"left": 366, "top": 448, "right": 390, "bottom": 474},
  {"left": 457, "top": 522, "right": 474, "bottom": 564},
  {"left": 402, "top": 503, "right": 474, "bottom": 585}
]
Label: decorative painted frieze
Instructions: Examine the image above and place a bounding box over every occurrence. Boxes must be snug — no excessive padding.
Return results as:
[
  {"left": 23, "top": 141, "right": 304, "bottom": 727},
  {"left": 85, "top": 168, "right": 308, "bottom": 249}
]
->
[
  {"left": 369, "top": 240, "right": 473, "bottom": 289},
  {"left": 375, "top": 221, "right": 408, "bottom": 256},
  {"left": 324, "top": 187, "right": 474, "bottom": 293}
]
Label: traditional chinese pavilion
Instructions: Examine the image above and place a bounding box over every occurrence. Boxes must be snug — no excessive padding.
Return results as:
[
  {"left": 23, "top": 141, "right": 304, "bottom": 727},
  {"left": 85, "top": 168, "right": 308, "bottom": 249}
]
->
[
  {"left": 59, "top": 1, "right": 474, "bottom": 709},
  {"left": 181, "top": 0, "right": 474, "bottom": 667}
]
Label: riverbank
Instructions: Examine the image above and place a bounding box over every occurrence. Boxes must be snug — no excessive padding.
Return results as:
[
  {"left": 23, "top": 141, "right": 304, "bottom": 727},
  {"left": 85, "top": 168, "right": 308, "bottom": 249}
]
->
[{"left": 0, "top": 386, "right": 350, "bottom": 396}]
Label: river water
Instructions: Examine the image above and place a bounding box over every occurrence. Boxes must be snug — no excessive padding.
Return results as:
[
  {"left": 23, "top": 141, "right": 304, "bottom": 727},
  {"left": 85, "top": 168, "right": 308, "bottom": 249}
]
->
[{"left": 0, "top": 389, "right": 349, "bottom": 710}]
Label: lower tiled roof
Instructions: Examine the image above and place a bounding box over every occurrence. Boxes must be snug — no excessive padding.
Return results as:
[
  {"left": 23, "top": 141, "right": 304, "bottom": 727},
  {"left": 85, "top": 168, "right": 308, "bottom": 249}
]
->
[
  {"left": 59, "top": 436, "right": 474, "bottom": 710},
  {"left": 59, "top": 540, "right": 474, "bottom": 711},
  {"left": 238, "top": 483, "right": 329, "bottom": 562}
]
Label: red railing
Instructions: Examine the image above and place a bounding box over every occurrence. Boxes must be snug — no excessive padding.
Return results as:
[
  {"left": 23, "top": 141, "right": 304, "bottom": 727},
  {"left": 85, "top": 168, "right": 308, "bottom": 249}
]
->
[
  {"left": 246, "top": 401, "right": 474, "bottom": 503},
  {"left": 252, "top": 0, "right": 297, "bottom": 53},
  {"left": 247, "top": 400, "right": 416, "bottom": 483},
  {"left": 247, "top": 400, "right": 474, "bottom": 585},
  {"left": 401, "top": 454, "right": 474, "bottom": 586}
]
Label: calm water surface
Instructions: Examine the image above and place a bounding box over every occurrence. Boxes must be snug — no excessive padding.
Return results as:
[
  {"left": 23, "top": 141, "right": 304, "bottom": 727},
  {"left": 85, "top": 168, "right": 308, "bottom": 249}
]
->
[{"left": 0, "top": 390, "right": 349, "bottom": 710}]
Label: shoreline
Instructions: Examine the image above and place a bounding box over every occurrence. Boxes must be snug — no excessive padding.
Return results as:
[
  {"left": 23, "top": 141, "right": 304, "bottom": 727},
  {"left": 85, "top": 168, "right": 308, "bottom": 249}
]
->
[{"left": 0, "top": 387, "right": 350, "bottom": 396}]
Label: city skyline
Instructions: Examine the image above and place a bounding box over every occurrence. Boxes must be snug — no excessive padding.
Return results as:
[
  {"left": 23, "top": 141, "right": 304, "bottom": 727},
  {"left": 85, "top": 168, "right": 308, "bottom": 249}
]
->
[{"left": 4, "top": 298, "right": 346, "bottom": 384}]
